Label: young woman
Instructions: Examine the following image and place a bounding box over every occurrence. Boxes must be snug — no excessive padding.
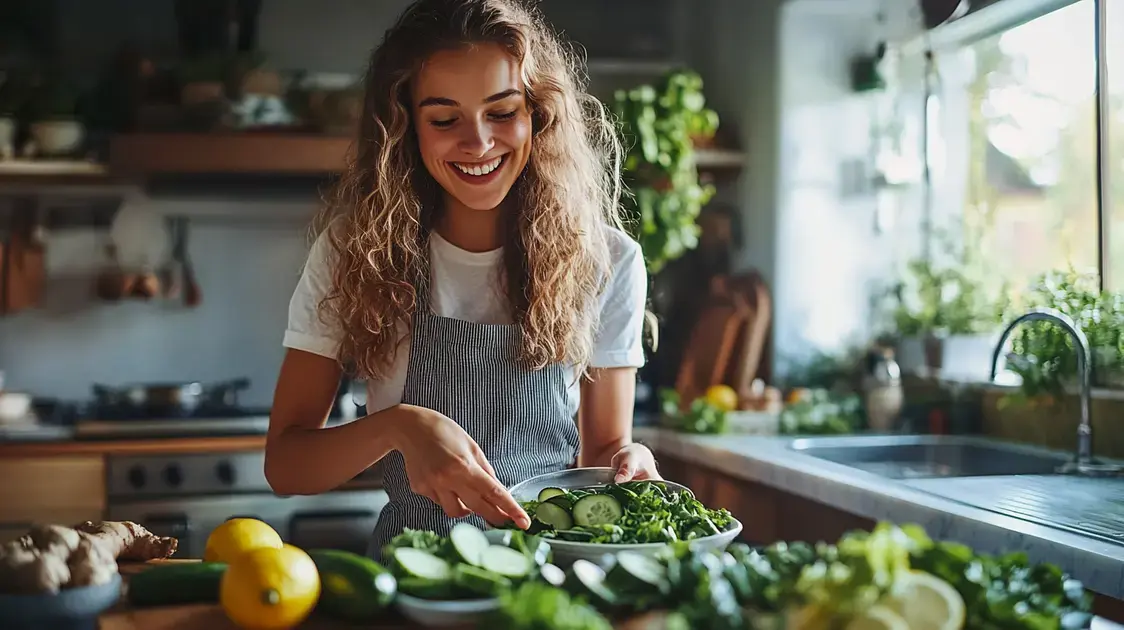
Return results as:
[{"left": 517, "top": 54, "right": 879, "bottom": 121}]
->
[{"left": 266, "top": 0, "right": 658, "bottom": 557}]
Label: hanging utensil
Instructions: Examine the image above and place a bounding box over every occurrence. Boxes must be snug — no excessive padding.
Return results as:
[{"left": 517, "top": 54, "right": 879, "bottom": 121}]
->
[
  {"left": 181, "top": 219, "right": 201, "bottom": 307},
  {"left": 162, "top": 217, "right": 185, "bottom": 299}
]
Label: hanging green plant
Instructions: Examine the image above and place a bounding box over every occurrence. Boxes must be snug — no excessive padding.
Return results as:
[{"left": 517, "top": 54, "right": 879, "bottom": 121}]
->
[{"left": 612, "top": 70, "right": 719, "bottom": 274}]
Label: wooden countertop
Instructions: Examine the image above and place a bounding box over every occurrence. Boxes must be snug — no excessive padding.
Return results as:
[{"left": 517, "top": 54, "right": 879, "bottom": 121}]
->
[
  {"left": 0, "top": 435, "right": 267, "bottom": 457},
  {"left": 99, "top": 560, "right": 469, "bottom": 630}
]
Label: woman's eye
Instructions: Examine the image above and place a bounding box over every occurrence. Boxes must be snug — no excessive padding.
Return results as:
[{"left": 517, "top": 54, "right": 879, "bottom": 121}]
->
[
  {"left": 490, "top": 110, "right": 517, "bottom": 121},
  {"left": 430, "top": 118, "right": 456, "bottom": 128}
]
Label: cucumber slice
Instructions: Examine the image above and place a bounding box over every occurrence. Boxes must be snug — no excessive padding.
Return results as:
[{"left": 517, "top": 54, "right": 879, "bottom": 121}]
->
[
  {"left": 544, "top": 494, "right": 574, "bottom": 511},
  {"left": 533, "top": 501, "right": 574, "bottom": 530},
  {"left": 393, "top": 547, "right": 452, "bottom": 581},
  {"left": 537, "top": 487, "right": 566, "bottom": 502},
  {"left": 538, "top": 563, "right": 566, "bottom": 587},
  {"left": 449, "top": 522, "right": 490, "bottom": 566},
  {"left": 480, "top": 544, "right": 532, "bottom": 578},
  {"left": 453, "top": 563, "right": 512, "bottom": 597},
  {"left": 572, "top": 494, "right": 623, "bottom": 527},
  {"left": 609, "top": 551, "right": 667, "bottom": 592},
  {"left": 565, "top": 559, "right": 617, "bottom": 607}
]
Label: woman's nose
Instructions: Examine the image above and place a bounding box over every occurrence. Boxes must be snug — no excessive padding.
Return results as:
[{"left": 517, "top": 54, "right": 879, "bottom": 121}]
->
[{"left": 457, "top": 120, "right": 495, "bottom": 157}]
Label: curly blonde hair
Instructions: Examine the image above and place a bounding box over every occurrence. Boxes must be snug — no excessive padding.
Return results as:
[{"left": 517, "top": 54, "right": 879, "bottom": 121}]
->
[{"left": 314, "top": 0, "right": 626, "bottom": 380}]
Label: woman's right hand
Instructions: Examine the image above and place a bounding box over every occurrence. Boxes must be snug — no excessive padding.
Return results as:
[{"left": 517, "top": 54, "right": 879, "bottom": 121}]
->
[{"left": 389, "top": 404, "right": 530, "bottom": 529}]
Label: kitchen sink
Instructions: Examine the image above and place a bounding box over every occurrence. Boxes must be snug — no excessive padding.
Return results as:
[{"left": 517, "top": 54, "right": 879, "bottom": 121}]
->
[{"left": 787, "top": 434, "right": 1068, "bottom": 479}]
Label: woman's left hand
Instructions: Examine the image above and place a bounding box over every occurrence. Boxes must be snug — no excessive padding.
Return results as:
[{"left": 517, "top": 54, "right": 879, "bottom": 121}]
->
[{"left": 611, "top": 443, "right": 661, "bottom": 483}]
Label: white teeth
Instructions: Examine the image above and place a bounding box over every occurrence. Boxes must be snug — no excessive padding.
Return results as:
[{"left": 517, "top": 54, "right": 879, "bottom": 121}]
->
[{"left": 453, "top": 156, "right": 503, "bottom": 176}]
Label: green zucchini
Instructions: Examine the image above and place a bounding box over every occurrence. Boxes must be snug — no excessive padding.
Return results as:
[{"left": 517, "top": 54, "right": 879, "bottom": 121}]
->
[
  {"left": 127, "top": 561, "right": 226, "bottom": 607},
  {"left": 308, "top": 549, "right": 397, "bottom": 621}
]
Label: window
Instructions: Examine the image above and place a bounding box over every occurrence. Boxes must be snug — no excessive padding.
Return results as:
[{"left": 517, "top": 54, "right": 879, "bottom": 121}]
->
[
  {"left": 1107, "top": 0, "right": 1124, "bottom": 286},
  {"left": 930, "top": 0, "right": 1101, "bottom": 300}
]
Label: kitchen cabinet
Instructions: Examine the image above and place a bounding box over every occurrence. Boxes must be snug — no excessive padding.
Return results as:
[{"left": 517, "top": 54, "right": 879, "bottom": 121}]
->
[
  {"left": 655, "top": 452, "right": 874, "bottom": 546},
  {"left": 0, "top": 455, "right": 107, "bottom": 537}
]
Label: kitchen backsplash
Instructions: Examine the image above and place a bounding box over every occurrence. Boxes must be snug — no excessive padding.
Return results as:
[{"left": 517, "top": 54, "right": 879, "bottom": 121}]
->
[{"left": 0, "top": 198, "right": 315, "bottom": 407}]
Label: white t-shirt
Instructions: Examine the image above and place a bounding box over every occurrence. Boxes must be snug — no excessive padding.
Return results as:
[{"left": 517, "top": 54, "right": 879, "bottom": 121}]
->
[{"left": 283, "top": 227, "right": 648, "bottom": 414}]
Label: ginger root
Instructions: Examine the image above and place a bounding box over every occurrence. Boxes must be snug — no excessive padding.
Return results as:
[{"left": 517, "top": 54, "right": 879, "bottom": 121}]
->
[
  {"left": 0, "top": 520, "right": 177, "bottom": 594},
  {"left": 21, "top": 524, "right": 81, "bottom": 556},
  {"left": 73, "top": 520, "right": 178, "bottom": 561},
  {"left": 67, "top": 533, "right": 119, "bottom": 587},
  {"left": 0, "top": 541, "right": 72, "bottom": 594}
]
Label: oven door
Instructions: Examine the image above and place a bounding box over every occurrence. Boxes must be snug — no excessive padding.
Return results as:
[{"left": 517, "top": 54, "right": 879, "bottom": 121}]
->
[
  {"left": 288, "top": 508, "right": 380, "bottom": 556},
  {"left": 107, "top": 490, "right": 388, "bottom": 558}
]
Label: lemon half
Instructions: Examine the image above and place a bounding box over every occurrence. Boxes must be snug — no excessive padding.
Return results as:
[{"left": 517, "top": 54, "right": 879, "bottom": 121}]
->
[{"left": 884, "top": 570, "right": 967, "bottom": 630}]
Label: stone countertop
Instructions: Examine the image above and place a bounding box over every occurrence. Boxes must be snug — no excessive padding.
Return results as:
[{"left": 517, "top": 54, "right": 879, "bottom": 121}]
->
[{"left": 635, "top": 427, "right": 1124, "bottom": 600}]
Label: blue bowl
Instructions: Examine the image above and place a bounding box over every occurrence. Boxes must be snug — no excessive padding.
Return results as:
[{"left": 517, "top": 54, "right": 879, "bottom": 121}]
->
[{"left": 0, "top": 573, "right": 123, "bottom": 630}]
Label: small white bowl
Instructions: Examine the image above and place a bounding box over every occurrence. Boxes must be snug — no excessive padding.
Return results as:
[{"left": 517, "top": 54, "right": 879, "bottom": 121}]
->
[
  {"left": 0, "top": 392, "right": 33, "bottom": 423},
  {"left": 395, "top": 593, "right": 499, "bottom": 627}
]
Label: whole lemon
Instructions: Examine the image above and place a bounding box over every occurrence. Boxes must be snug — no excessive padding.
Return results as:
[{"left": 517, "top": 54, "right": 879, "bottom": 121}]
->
[
  {"left": 204, "top": 518, "right": 283, "bottom": 563},
  {"left": 221, "top": 544, "right": 321, "bottom": 629},
  {"left": 704, "top": 384, "right": 739, "bottom": 412}
]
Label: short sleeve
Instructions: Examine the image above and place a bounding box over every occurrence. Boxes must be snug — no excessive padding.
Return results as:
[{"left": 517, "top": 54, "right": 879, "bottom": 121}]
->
[
  {"left": 590, "top": 230, "right": 648, "bottom": 369},
  {"left": 282, "top": 230, "right": 341, "bottom": 359}
]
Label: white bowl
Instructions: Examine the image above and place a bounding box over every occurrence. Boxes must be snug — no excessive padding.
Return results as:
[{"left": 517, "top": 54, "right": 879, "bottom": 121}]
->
[
  {"left": 395, "top": 593, "right": 499, "bottom": 627},
  {"left": 0, "top": 392, "right": 33, "bottom": 423},
  {"left": 391, "top": 529, "right": 512, "bottom": 626},
  {"left": 506, "top": 467, "right": 743, "bottom": 567}
]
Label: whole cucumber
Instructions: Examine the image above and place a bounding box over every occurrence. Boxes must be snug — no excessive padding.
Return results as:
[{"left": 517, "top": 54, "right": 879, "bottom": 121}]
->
[
  {"left": 127, "top": 562, "right": 227, "bottom": 607},
  {"left": 308, "top": 549, "right": 397, "bottom": 621}
]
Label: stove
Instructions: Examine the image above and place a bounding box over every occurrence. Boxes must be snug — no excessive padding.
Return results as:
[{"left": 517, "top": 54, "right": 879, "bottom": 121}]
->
[
  {"left": 74, "top": 408, "right": 273, "bottom": 439},
  {"left": 105, "top": 448, "right": 387, "bottom": 556}
]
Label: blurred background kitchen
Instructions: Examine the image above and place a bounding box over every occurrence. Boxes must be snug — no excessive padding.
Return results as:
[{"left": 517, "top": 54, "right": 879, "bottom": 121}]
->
[{"left": 3, "top": 0, "right": 1124, "bottom": 615}]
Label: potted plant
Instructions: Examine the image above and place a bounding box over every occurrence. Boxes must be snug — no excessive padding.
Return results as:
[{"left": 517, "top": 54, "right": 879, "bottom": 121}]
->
[
  {"left": 612, "top": 70, "right": 719, "bottom": 277},
  {"left": 1004, "top": 269, "right": 1124, "bottom": 403},
  {"left": 27, "top": 79, "right": 84, "bottom": 157},
  {"left": 889, "top": 257, "right": 1006, "bottom": 378}
]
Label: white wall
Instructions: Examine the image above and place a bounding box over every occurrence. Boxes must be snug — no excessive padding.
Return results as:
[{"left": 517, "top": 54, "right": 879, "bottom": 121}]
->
[{"left": 771, "top": 0, "right": 928, "bottom": 371}]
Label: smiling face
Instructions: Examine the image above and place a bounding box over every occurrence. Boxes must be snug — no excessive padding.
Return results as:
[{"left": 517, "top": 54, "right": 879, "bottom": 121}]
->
[{"left": 412, "top": 43, "right": 532, "bottom": 213}]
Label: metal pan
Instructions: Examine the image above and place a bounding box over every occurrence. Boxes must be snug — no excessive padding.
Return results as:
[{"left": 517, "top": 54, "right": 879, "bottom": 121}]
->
[{"left": 91, "top": 378, "right": 250, "bottom": 415}]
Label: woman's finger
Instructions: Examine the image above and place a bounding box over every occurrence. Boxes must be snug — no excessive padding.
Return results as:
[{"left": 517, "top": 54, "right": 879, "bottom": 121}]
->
[
  {"left": 435, "top": 489, "right": 471, "bottom": 518},
  {"left": 474, "top": 448, "right": 497, "bottom": 479},
  {"left": 466, "top": 472, "right": 530, "bottom": 528},
  {"left": 614, "top": 452, "right": 637, "bottom": 483}
]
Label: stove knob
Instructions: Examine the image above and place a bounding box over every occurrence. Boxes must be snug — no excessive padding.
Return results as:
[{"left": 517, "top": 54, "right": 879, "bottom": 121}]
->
[
  {"left": 216, "top": 461, "right": 236, "bottom": 485},
  {"left": 163, "top": 464, "right": 183, "bottom": 487},
  {"left": 127, "top": 465, "right": 146, "bottom": 489}
]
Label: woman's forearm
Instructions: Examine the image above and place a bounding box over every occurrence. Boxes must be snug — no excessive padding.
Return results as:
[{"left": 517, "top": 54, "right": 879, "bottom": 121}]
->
[{"left": 265, "top": 405, "right": 411, "bottom": 495}]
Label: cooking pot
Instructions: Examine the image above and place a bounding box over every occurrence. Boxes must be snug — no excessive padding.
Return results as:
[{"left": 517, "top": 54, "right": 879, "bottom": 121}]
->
[{"left": 91, "top": 378, "right": 250, "bottom": 414}]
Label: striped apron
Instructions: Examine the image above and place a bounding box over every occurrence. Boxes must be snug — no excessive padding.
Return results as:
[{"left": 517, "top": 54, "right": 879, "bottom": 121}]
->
[{"left": 366, "top": 281, "right": 580, "bottom": 560}]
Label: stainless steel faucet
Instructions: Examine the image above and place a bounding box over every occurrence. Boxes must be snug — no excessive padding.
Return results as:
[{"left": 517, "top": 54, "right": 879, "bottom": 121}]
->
[{"left": 990, "top": 307, "right": 1122, "bottom": 476}]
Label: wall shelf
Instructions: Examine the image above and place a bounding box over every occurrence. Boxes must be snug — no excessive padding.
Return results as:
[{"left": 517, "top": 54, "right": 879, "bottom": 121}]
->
[{"left": 109, "top": 133, "right": 353, "bottom": 177}]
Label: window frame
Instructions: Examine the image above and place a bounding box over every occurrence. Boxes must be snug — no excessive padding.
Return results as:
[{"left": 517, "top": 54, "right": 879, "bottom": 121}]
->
[{"left": 908, "top": 0, "right": 1113, "bottom": 291}]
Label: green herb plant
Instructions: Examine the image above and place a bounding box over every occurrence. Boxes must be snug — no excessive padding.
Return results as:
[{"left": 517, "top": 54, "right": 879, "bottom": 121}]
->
[
  {"left": 1004, "top": 268, "right": 1124, "bottom": 402},
  {"left": 658, "top": 388, "right": 727, "bottom": 434},
  {"left": 890, "top": 257, "right": 1007, "bottom": 338},
  {"left": 780, "top": 389, "right": 863, "bottom": 435},
  {"left": 612, "top": 70, "right": 719, "bottom": 275}
]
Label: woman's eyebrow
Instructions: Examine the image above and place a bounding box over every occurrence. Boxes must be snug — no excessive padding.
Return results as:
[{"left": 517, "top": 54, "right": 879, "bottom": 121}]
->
[{"left": 417, "top": 89, "right": 522, "bottom": 108}]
